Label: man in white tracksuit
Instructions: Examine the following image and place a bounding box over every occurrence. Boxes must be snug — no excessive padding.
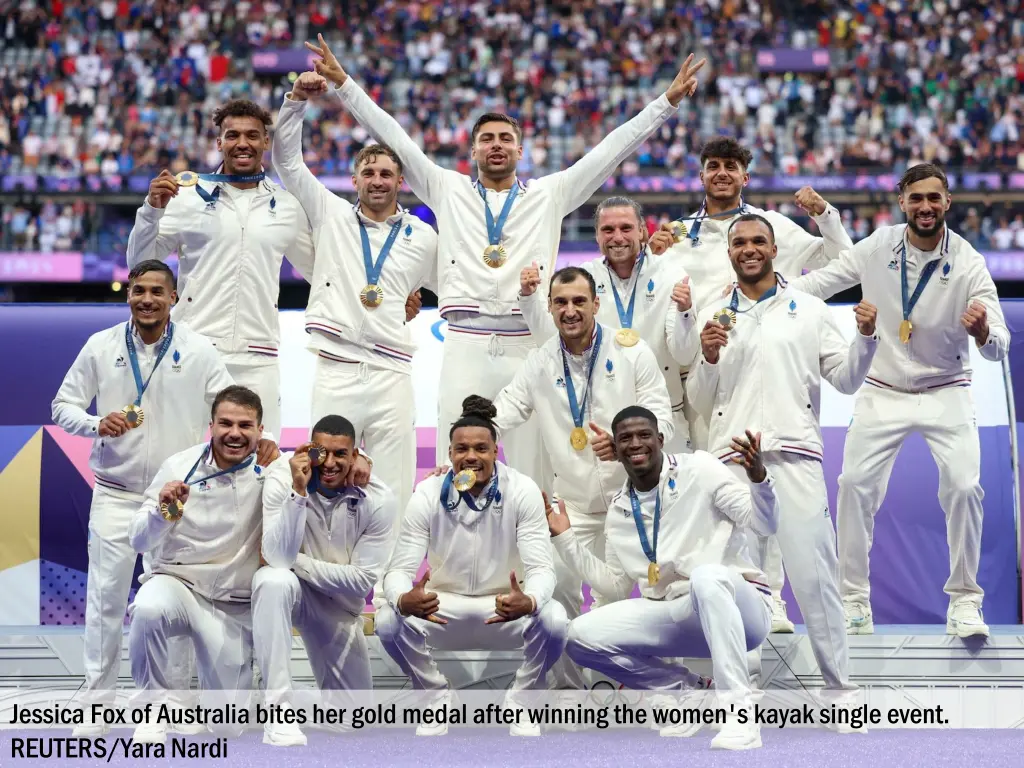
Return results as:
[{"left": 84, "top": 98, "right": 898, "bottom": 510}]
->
[
  {"left": 51, "top": 260, "right": 235, "bottom": 735},
  {"left": 687, "top": 213, "right": 879, "bottom": 695},
  {"left": 551, "top": 406, "right": 777, "bottom": 750},
  {"left": 518, "top": 196, "right": 699, "bottom": 453},
  {"left": 254, "top": 414, "right": 397, "bottom": 747},
  {"left": 128, "top": 385, "right": 269, "bottom": 744},
  {"left": 492, "top": 266, "right": 675, "bottom": 690},
  {"left": 789, "top": 163, "right": 1009, "bottom": 638},
  {"left": 126, "top": 99, "right": 317, "bottom": 437},
  {"left": 376, "top": 397, "right": 567, "bottom": 737},
  {"left": 649, "top": 137, "right": 852, "bottom": 631},
  {"left": 272, "top": 71, "right": 436, "bottom": 513},
  {"left": 306, "top": 34, "right": 704, "bottom": 486}
]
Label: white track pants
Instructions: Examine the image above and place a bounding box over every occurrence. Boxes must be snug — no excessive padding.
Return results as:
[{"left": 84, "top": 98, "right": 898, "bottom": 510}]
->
[
  {"left": 252, "top": 567, "right": 371, "bottom": 708},
  {"left": 84, "top": 488, "right": 190, "bottom": 704},
  {"left": 838, "top": 385, "right": 985, "bottom": 606},
  {"left": 548, "top": 503, "right": 607, "bottom": 689},
  {"left": 435, "top": 329, "right": 551, "bottom": 489},
  {"left": 566, "top": 564, "right": 770, "bottom": 694},
  {"left": 736, "top": 453, "right": 851, "bottom": 690},
  {"left": 129, "top": 575, "right": 253, "bottom": 703},
  {"left": 375, "top": 592, "right": 568, "bottom": 691},
  {"left": 225, "top": 357, "right": 281, "bottom": 438}
]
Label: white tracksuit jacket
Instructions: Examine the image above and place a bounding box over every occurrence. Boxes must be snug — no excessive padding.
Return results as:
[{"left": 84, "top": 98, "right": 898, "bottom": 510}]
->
[
  {"left": 125, "top": 173, "right": 315, "bottom": 360},
  {"left": 129, "top": 443, "right": 265, "bottom": 602},
  {"left": 261, "top": 452, "right": 398, "bottom": 617},
  {"left": 518, "top": 254, "right": 698, "bottom": 415},
  {"left": 789, "top": 224, "right": 1009, "bottom": 392},
  {"left": 333, "top": 77, "right": 683, "bottom": 321},
  {"left": 383, "top": 462, "right": 555, "bottom": 612},
  {"left": 51, "top": 321, "right": 235, "bottom": 498},
  {"left": 687, "top": 279, "right": 879, "bottom": 462},
  {"left": 273, "top": 94, "right": 437, "bottom": 371},
  {"left": 552, "top": 451, "right": 778, "bottom": 600},
  {"left": 493, "top": 323, "right": 674, "bottom": 513}
]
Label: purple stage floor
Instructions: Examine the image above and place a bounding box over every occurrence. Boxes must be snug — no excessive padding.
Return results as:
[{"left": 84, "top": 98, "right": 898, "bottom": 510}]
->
[{"left": 4, "top": 728, "right": 1023, "bottom": 768}]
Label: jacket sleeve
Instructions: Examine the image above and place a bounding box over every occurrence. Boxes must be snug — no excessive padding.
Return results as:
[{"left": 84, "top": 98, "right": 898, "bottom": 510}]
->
[
  {"left": 773, "top": 206, "right": 853, "bottom": 272},
  {"left": 705, "top": 460, "right": 779, "bottom": 537},
  {"left": 965, "top": 252, "right": 1010, "bottom": 362},
  {"left": 818, "top": 305, "right": 879, "bottom": 395},
  {"left": 129, "top": 459, "right": 179, "bottom": 553},
  {"left": 633, "top": 342, "right": 675, "bottom": 444},
  {"left": 788, "top": 231, "right": 874, "bottom": 300},
  {"left": 332, "top": 78, "right": 454, "bottom": 209},
  {"left": 550, "top": 527, "right": 634, "bottom": 602},
  {"left": 547, "top": 94, "right": 679, "bottom": 215},
  {"left": 514, "top": 480, "right": 556, "bottom": 611},
  {"left": 261, "top": 457, "right": 306, "bottom": 567},
  {"left": 492, "top": 350, "right": 540, "bottom": 435},
  {"left": 382, "top": 490, "right": 432, "bottom": 609},
  {"left": 51, "top": 339, "right": 102, "bottom": 437},
  {"left": 293, "top": 489, "right": 399, "bottom": 599},
  {"left": 518, "top": 290, "right": 558, "bottom": 344},
  {"left": 125, "top": 197, "right": 185, "bottom": 268},
  {"left": 664, "top": 275, "right": 700, "bottom": 366}
]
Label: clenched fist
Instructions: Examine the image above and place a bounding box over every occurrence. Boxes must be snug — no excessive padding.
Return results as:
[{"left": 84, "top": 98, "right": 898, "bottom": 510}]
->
[
  {"left": 99, "top": 412, "right": 131, "bottom": 438},
  {"left": 853, "top": 301, "right": 877, "bottom": 336},
  {"left": 700, "top": 320, "right": 729, "bottom": 364},
  {"left": 290, "top": 71, "right": 328, "bottom": 101},
  {"left": 290, "top": 444, "right": 313, "bottom": 495},
  {"left": 147, "top": 170, "right": 178, "bottom": 209},
  {"left": 794, "top": 186, "right": 827, "bottom": 217},
  {"left": 648, "top": 225, "right": 675, "bottom": 256}
]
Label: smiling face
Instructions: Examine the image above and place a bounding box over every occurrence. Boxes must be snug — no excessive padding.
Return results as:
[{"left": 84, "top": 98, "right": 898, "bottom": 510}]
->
[
  {"left": 899, "top": 176, "right": 951, "bottom": 240},
  {"left": 549, "top": 275, "right": 599, "bottom": 345},
  {"left": 128, "top": 270, "right": 175, "bottom": 333},
  {"left": 597, "top": 206, "right": 644, "bottom": 273},
  {"left": 700, "top": 155, "right": 749, "bottom": 205},
  {"left": 471, "top": 119, "right": 522, "bottom": 180},
  {"left": 310, "top": 432, "right": 357, "bottom": 490},
  {"left": 352, "top": 153, "right": 402, "bottom": 214},
  {"left": 448, "top": 425, "right": 496, "bottom": 489},
  {"left": 614, "top": 416, "right": 664, "bottom": 474},
  {"left": 210, "top": 401, "right": 262, "bottom": 467},
  {"left": 217, "top": 115, "right": 269, "bottom": 175},
  {"left": 728, "top": 219, "right": 777, "bottom": 284}
]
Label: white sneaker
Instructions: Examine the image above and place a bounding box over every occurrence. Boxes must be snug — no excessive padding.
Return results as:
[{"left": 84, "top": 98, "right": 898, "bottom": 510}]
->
[
  {"left": 132, "top": 722, "right": 168, "bottom": 744},
  {"left": 509, "top": 713, "right": 540, "bottom": 737},
  {"left": 416, "top": 690, "right": 451, "bottom": 736},
  {"left": 711, "top": 717, "right": 761, "bottom": 750},
  {"left": 844, "top": 602, "right": 874, "bottom": 634},
  {"left": 646, "top": 693, "right": 676, "bottom": 730},
  {"left": 947, "top": 601, "right": 989, "bottom": 638},
  {"left": 546, "top": 691, "right": 584, "bottom": 731},
  {"left": 172, "top": 721, "right": 208, "bottom": 736},
  {"left": 72, "top": 721, "right": 109, "bottom": 737},
  {"left": 263, "top": 721, "right": 308, "bottom": 747},
  {"left": 771, "top": 595, "right": 795, "bottom": 633}
]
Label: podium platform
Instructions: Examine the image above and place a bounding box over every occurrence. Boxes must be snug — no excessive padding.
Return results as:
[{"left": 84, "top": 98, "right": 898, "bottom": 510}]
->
[{"left": 1, "top": 624, "right": 1022, "bottom": 691}]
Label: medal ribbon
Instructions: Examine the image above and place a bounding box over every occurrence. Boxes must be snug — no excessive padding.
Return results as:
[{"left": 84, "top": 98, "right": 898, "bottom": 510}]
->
[
  {"left": 683, "top": 197, "right": 746, "bottom": 243},
  {"left": 357, "top": 212, "right": 404, "bottom": 287},
  {"left": 607, "top": 250, "right": 646, "bottom": 330},
  {"left": 440, "top": 469, "right": 500, "bottom": 512},
  {"left": 124, "top": 321, "right": 175, "bottom": 407},
  {"left": 184, "top": 443, "right": 255, "bottom": 486},
  {"left": 628, "top": 485, "right": 660, "bottom": 566},
  {"left": 190, "top": 171, "right": 266, "bottom": 184},
  {"left": 727, "top": 273, "right": 783, "bottom": 314},
  {"left": 476, "top": 180, "right": 521, "bottom": 247},
  {"left": 900, "top": 227, "right": 949, "bottom": 324},
  {"left": 560, "top": 325, "right": 603, "bottom": 432}
]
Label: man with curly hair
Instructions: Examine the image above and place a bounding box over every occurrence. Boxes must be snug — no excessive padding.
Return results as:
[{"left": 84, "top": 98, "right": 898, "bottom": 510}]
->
[{"left": 126, "top": 99, "right": 315, "bottom": 441}]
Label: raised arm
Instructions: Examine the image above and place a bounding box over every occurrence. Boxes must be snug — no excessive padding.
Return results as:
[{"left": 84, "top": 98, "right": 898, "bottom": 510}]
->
[
  {"left": 518, "top": 262, "right": 558, "bottom": 343},
  {"left": 780, "top": 188, "right": 854, "bottom": 271},
  {"left": 550, "top": 55, "right": 705, "bottom": 215},
  {"left": 551, "top": 522, "right": 634, "bottom": 602},
  {"left": 788, "top": 231, "right": 875, "bottom": 300},
  {"left": 261, "top": 455, "right": 307, "bottom": 567},
  {"left": 664, "top": 272, "right": 699, "bottom": 365},
  {"left": 705, "top": 459, "right": 779, "bottom": 537},
  {"left": 51, "top": 340, "right": 101, "bottom": 437},
  {"left": 492, "top": 350, "right": 540, "bottom": 435},
  {"left": 964, "top": 252, "right": 1010, "bottom": 362},
  {"left": 306, "top": 34, "right": 451, "bottom": 208},
  {"left": 129, "top": 460, "right": 181, "bottom": 553},
  {"left": 819, "top": 301, "right": 879, "bottom": 395},
  {"left": 125, "top": 172, "right": 187, "bottom": 268}
]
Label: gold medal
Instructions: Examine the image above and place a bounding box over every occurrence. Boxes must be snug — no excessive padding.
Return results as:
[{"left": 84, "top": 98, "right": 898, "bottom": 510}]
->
[
  {"left": 669, "top": 220, "right": 688, "bottom": 243},
  {"left": 616, "top": 328, "right": 640, "bottom": 347},
  {"left": 899, "top": 319, "right": 913, "bottom": 344},
  {"left": 715, "top": 308, "right": 737, "bottom": 331},
  {"left": 307, "top": 444, "right": 325, "bottom": 466},
  {"left": 648, "top": 562, "right": 660, "bottom": 585},
  {"left": 570, "top": 427, "right": 588, "bottom": 451},
  {"left": 160, "top": 499, "right": 184, "bottom": 522},
  {"left": 122, "top": 404, "right": 144, "bottom": 429},
  {"left": 360, "top": 284, "right": 384, "bottom": 308},
  {"left": 174, "top": 170, "right": 199, "bottom": 187},
  {"left": 482, "top": 244, "right": 508, "bottom": 268},
  {"left": 453, "top": 468, "right": 477, "bottom": 492}
]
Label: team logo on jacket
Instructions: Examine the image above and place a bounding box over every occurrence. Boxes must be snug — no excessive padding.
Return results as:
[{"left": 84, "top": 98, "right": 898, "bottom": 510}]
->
[
  {"left": 171, "top": 349, "right": 182, "bottom": 372},
  {"left": 555, "top": 377, "right": 566, "bottom": 388},
  {"left": 940, "top": 261, "right": 951, "bottom": 285},
  {"left": 605, "top": 358, "right": 615, "bottom": 380},
  {"left": 788, "top": 299, "right": 797, "bottom": 317},
  {"left": 596, "top": 282, "right": 607, "bottom": 295},
  {"left": 197, "top": 480, "right": 210, "bottom": 492},
  {"left": 348, "top": 498, "right": 359, "bottom": 516},
  {"left": 114, "top": 356, "right": 127, "bottom": 368},
  {"left": 645, "top": 279, "right": 656, "bottom": 302},
  {"left": 268, "top": 197, "right": 277, "bottom": 217},
  {"left": 404, "top": 224, "right": 413, "bottom": 239},
  {"left": 887, "top": 258, "right": 900, "bottom": 271}
]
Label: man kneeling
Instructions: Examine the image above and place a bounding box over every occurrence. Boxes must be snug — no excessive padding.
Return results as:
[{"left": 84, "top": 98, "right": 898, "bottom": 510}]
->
[
  {"left": 254, "top": 415, "right": 395, "bottom": 746},
  {"left": 550, "top": 406, "right": 777, "bottom": 750},
  {"left": 376, "top": 396, "right": 568, "bottom": 736}
]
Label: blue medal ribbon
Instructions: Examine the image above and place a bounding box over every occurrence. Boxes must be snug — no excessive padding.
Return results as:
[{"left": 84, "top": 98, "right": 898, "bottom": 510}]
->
[
  {"left": 683, "top": 198, "right": 746, "bottom": 245},
  {"left": 476, "top": 180, "right": 521, "bottom": 247},
  {"left": 180, "top": 171, "right": 266, "bottom": 185},
  {"left": 628, "top": 485, "right": 660, "bottom": 566},
  {"left": 124, "top": 322, "right": 175, "bottom": 407},
  {"left": 184, "top": 443, "right": 255, "bottom": 487},
  {"left": 900, "top": 228, "right": 949, "bottom": 324},
  {"left": 357, "top": 212, "right": 404, "bottom": 287},
  {"left": 607, "top": 251, "right": 646, "bottom": 330},
  {"left": 727, "top": 275, "right": 781, "bottom": 314},
  {"left": 440, "top": 469, "right": 501, "bottom": 513},
  {"left": 560, "top": 325, "right": 603, "bottom": 431}
]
